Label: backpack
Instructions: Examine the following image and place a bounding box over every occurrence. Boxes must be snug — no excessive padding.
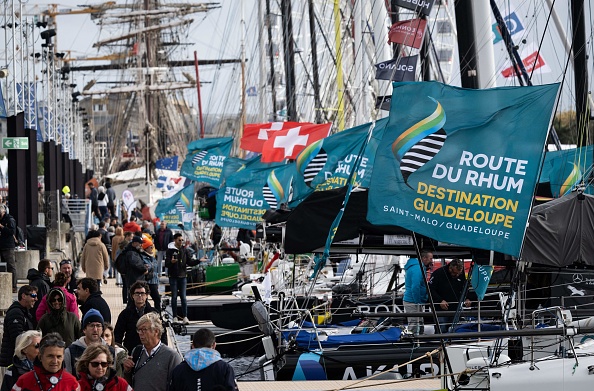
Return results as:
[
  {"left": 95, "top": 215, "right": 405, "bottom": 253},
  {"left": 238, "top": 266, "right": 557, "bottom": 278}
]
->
[{"left": 115, "top": 250, "right": 128, "bottom": 275}]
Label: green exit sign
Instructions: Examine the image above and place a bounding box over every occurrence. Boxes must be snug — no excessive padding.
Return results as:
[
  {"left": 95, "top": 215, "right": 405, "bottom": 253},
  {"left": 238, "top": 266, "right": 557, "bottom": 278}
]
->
[{"left": 2, "top": 137, "right": 29, "bottom": 150}]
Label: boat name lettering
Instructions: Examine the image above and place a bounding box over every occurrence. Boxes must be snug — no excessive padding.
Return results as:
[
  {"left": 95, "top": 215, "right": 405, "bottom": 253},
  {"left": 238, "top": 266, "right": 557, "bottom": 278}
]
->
[
  {"left": 378, "top": 62, "right": 414, "bottom": 72},
  {"left": 398, "top": 0, "right": 432, "bottom": 10},
  {"left": 357, "top": 304, "right": 403, "bottom": 314},
  {"left": 342, "top": 362, "right": 439, "bottom": 380}
]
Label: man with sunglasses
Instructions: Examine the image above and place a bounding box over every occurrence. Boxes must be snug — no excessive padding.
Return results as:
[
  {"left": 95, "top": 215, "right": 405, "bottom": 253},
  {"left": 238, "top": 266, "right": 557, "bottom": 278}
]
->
[
  {"left": 0, "top": 286, "right": 37, "bottom": 369},
  {"left": 12, "top": 332, "right": 80, "bottom": 391}
]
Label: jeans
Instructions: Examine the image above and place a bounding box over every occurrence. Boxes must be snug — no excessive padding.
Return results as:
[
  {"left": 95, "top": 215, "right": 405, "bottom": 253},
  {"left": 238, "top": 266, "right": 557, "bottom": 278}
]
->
[
  {"left": 156, "top": 251, "right": 166, "bottom": 276},
  {"left": 436, "top": 316, "right": 453, "bottom": 333},
  {"left": 0, "top": 249, "right": 16, "bottom": 289},
  {"left": 169, "top": 277, "right": 187, "bottom": 318}
]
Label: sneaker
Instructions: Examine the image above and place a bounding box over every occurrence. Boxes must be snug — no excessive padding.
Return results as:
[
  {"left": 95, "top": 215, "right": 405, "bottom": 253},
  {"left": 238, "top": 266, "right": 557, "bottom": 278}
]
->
[
  {"left": 103, "top": 278, "right": 108, "bottom": 284},
  {"left": 183, "top": 317, "right": 190, "bottom": 325}
]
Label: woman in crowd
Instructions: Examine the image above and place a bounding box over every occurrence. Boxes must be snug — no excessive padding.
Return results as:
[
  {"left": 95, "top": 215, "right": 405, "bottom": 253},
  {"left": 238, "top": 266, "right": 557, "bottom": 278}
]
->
[
  {"left": 141, "top": 235, "right": 161, "bottom": 312},
  {"left": 76, "top": 344, "right": 132, "bottom": 391},
  {"left": 37, "top": 288, "right": 81, "bottom": 347},
  {"left": 0, "top": 330, "right": 42, "bottom": 391},
  {"left": 36, "top": 272, "right": 79, "bottom": 322},
  {"left": 103, "top": 323, "right": 128, "bottom": 377}
]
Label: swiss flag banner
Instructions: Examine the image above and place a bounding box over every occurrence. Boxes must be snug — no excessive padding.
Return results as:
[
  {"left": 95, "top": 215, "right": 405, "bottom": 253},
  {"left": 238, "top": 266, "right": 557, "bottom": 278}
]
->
[
  {"left": 261, "top": 123, "right": 332, "bottom": 163},
  {"left": 241, "top": 122, "right": 305, "bottom": 153},
  {"left": 388, "top": 18, "right": 427, "bottom": 49}
]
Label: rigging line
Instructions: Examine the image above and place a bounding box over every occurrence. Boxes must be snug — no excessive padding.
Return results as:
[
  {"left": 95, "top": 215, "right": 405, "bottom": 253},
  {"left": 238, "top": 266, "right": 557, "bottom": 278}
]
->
[{"left": 530, "top": 0, "right": 556, "bottom": 80}]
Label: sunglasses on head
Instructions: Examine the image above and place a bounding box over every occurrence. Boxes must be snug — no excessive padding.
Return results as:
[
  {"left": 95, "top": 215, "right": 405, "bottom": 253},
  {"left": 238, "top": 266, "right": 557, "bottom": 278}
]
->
[
  {"left": 60, "top": 260, "right": 72, "bottom": 266},
  {"left": 89, "top": 361, "right": 109, "bottom": 368}
]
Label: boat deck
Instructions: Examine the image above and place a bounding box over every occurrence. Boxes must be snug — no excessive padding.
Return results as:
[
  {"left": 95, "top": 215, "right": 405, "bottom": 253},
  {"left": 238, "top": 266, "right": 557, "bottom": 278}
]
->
[{"left": 237, "top": 378, "right": 441, "bottom": 391}]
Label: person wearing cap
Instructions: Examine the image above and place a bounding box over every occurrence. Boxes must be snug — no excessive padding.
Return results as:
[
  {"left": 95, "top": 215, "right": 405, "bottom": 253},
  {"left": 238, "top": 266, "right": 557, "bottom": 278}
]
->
[
  {"left": 37, "top": 272, "right": 79, "bottom": 322},
  {"left": 140, "top": 235, "right": 160, "bottom": 312},
  {"left": 64, "top": 309, "right": 118, "bottom": 377},
  {"left": 77, "top": 278, "right": 111, "bottom": 324},
  {"left": 80, "top": 230, "right": 110, "bottom": 287},
  {"left": 120, "top": 235, "right": 149, "bottom": 297},
  {"left": 61, "top": 187, "right": 73, "bottom": 227},
  {"left": 37, "top": 288, "right": 81, "bottom": 347},
  {"left": 59, "top": 259, "right": 78, "bottom": 295},
  {"left": 12, "top": 332, "right": 80, "bottom": 391},
  {"left": 0, "top": 286, "right": 37, "bottom": 368}
]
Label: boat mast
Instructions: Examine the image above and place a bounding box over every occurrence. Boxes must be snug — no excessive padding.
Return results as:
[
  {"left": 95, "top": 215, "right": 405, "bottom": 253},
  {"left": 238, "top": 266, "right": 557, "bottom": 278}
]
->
[
  {"left": 570, "top": 0, "right": 592, "bottom": 146},
  {"left": 307, "top": 0, "right": 322, "bottom": 124},
  {"left": 281, "top": 0, "right": 297, "bottom": 121},
  {"left": 332, "top": 0, "right": 344, "bottom": 130},
  {"left": 265, "top": 0, "right": 278, "bottom": 121},
  {"left": 239, "top": 0, "right": 246, "bottom": 157}
]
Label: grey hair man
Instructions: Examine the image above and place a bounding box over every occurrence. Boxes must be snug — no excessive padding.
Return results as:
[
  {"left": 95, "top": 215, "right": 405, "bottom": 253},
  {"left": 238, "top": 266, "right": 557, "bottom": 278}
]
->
[{"left": 122, "top": 312, "right": 181, "bottom": 391}]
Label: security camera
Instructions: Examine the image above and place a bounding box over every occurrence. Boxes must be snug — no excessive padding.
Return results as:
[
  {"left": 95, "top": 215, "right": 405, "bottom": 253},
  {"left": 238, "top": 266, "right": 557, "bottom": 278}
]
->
[
  {"left": 0, "top": 69, "right": 7, "bottom": 78},
  {"left": 40, "top": 29, "right": 56, "bottom": 40}
]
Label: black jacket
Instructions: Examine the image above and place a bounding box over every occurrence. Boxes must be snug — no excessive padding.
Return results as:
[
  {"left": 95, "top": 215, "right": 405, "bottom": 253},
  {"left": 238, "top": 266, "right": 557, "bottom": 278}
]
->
[
  {"left": 0, "top": 355, "right": 34, "bottom": 391},
  {"left": 114, "top": 302, "right": 166, "bottom": 353},
  {"left": 27, "top": 268, "right": 51, "bottom": 323},
  {"left": 79, "top": 291, "right": 112, "bottom": 324},
  {"left": 165, "top": 244, "right": 199, "bottom": 278},
  {"left": 0, "top": 213, "right": 15, "bottom": 250},
  {"left": 153, "top": 228, "right": 173, "bottom": 251},
  {"left": 428, "top": 264, "right": 467, "bottom": 310},
  {"left": 121, "top": 243, "right": 147, "bottom": 284},
  {"left": 0, "top": 301, "right": 35, "bottom": 366},
  {"left": 169, "top": 358, "right": 237, "bottom": 391}
]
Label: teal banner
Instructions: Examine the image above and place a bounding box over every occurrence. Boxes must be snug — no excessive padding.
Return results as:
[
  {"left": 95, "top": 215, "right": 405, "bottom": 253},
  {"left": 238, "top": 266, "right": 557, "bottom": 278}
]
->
[
  {"left": 180, "top": 137, "right": 233, "bottom": 187},
  {"left": 291, "top": 118, "right": 388, "bottom": 205},
  {"left": 154, "top": 184, "right": 195, "bottom": 230},
  {"left": 539, "top": 145, "right": 594, "bottom": 197},
  {"left": 367, "top": 81, "right": 559, "bottom": 256},
  {"left": 216, "top": 159, "right": 296, "bottom": 229},
  {"left": 471, "top": 264, "right": 493, "bottom": 301}
]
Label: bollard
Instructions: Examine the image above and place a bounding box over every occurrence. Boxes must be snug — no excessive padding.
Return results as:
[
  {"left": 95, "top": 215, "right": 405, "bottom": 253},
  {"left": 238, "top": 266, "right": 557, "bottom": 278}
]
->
[
  {"left": 0, "top": 272, "right": 13, "bottom": 311},
  {"left": 15, "top": 250, "right": 40, "bottom": 282}
]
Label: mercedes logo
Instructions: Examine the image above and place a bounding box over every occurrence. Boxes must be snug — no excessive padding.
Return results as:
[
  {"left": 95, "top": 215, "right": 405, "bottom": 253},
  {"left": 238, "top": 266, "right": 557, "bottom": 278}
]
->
[{"left": 573, "top": 274, "right": 584, "bottom": 284}]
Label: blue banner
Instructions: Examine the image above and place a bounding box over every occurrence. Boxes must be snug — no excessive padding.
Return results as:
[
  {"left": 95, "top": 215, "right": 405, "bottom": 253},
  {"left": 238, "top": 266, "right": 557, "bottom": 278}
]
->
[
  {"left": 154, "top": 184, "right": 195, "bottom": 230},
  {"left": 291, "top": 118, "right": 388, "bottom": 205},
  {"left": 471, "top": 264, "right": 493, "bottom": 301},
  {"left": 539, "top": 146, "right": 594, "bottom": 197},
  {"left": 216, "top": 158, "right": 296, "bottom": 229},
  {"left": 155, "top": 156, "right": 179, "bottom": 170},
  {"left": 367, "top": 81, "right": 559, "bottom": 257},
  {"left": 180, "top": 137, "right": 233, "bottom": 187},
  {"left": 0, "top": 86, "right": 6, "bottom": 118}
]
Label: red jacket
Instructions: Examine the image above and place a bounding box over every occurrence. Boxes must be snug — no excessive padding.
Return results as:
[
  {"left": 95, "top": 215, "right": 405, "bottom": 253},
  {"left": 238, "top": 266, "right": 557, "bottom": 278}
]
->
[
  {"left": 78, "top": 372, "right": 132, "bottom": 391},
  {"left": 14, "top": 365, "right": 80, "bottom": 391},
  {"left": 122, "top": 221, "right": 141, "bottom": 234}
]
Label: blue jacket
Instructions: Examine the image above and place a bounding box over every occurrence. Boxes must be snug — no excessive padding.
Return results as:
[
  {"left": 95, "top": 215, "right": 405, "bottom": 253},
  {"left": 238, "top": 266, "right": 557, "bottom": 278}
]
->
[
  {"left": 169, "top": 348, "right": 238, "bottom": 391},
  {"left": 403, "top": 258, "right": 428, "bottom": 304}
]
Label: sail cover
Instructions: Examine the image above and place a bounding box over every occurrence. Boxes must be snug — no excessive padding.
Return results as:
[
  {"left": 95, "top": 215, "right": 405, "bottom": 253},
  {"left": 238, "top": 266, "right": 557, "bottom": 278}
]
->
[{"left": 522, "top": 192, "right": 594, "bottom": 266}]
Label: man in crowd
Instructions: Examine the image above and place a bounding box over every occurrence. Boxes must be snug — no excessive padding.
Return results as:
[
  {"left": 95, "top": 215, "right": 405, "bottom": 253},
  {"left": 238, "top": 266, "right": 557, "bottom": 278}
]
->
[
  {"left": 0, "top": 285, "right": 37, "bottom": 368},
  {"left": 119, "top": 235, "right": 148, "bottom": 298},
  {"left": 59, "top": 259, "right": 77, "bottom": 295},
  {"left": 12, "top": 333, "right": 80, "bottom": 391},
  {"left": 77, "top": 277, "right": 111, "bottom": 323},
  {"left": 0, "top": 204, "right": 16, "bottom": 293},
  {"left": 403, "top": 250, "right": 434, "bottom": 335},
  {"left": 122, "top": 312, "right": 181, "bottom": 391},
  {"left": 88, "top": 181, "right": 100, "bottom": 219},
  {"left": 105, "top": 180, "right": 116, "bottom": 217},
  {"left": 27, "top": 259, "right": 53, "bottom": 322},
  {"left": 154, "top": 221, "right": 173, "bottom": 277},
  {"left": 80, "top": 230, "right": 110, "bottom": 287},
  {"left": 123, "top": 215, "right": 141, "bottom": 233},
  {"left": 114, "top": 281, "right": 164, "bottom": 353},
  {"left": 169, "top": 328, "right": 238, "bottom": 391},
  {"left": 64, "top": 309, "right": 117, "bottom": 376},
  {"left": 166, "top": 233, "right": 199, "bottom": 324},
  {"left": 429, "top": 258, "right": 471, "bottom": 333}
]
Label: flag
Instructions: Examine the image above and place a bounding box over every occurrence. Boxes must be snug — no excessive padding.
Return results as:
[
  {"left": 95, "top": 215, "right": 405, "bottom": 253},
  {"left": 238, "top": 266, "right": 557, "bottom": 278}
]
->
[
  {"left": 155, "top": 184, "right": 195, "bottom": 230},
  {"left": 155, "top": 156, "right": 179, "bottom": 170},
  {"left": 501, "top": 43, "right": 550, "bottom": 78},
  {"left": 375, "top": 55, "right": 417, "bottom": 82},
  {"left": 393, "top": 0, "right": 435, "bottom": 16},
  {"left": 261, "top": 123, "right": 332, "bottom": 163},
  {"left": 157, "top": 176, "right": 167, "bottom": 188},
  {"left": 241, "top": 122, "right": 305, "bottom": 153},
  {"left": 388, "top": 18, "right": 427, "bottom": 49},
  {"left": 216, "top": 158, "right": 296, "bottom": 229},
  {"left": 471, "top": 264, "right": 493, "bottom": 301},
  {"left": 539, "top": 146, "right": 594, "bottom": 197},
  {"left": 367, "top": 81, "right": 560, "bottom": 257},
  {"left": 492, "top": 11, "right": 524, "bottom": 44},
  {"left": 291, "top": 118, "right": 388, "bottom": 205},
  {"left": 0, "top": 87, "right": 6, "bottom": 118},
  {"left": 375, "top": 96, "right": 392, "bottom": 111},
  {"left": 180, "top": 137, "right": 233, "bottom": 187}
]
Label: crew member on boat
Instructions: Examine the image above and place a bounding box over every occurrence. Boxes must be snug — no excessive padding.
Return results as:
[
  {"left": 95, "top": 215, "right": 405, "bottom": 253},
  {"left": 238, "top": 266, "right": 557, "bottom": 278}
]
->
[{"left": 428, "top": 258, "right": 470, "bottom": 333}]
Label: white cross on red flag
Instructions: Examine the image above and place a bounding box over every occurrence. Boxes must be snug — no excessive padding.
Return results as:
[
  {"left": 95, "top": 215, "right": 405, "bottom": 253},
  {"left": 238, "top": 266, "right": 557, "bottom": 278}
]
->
[
  {"left": 261, "top": 123, "right": 332, "bottom": 163},
  {"left": 240, "top": 122, "right": 305, "bottom": 153}
]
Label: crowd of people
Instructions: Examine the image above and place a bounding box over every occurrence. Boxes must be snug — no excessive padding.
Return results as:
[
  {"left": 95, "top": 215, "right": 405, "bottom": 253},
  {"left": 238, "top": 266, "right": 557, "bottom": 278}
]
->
[{"left": 0, "top": 188, "right": 240, "bottom": 391}]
